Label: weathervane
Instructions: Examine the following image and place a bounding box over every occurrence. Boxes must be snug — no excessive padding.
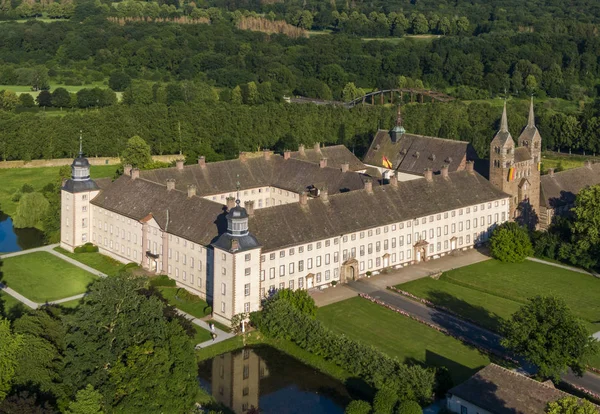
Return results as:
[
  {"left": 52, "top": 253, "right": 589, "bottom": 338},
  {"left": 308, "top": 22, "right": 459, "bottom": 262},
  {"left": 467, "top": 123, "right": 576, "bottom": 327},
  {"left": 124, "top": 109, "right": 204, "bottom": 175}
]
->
[
  {"left": 236, "top": 174, "right": 241, "bottom": 205},
  {"left": 79, "top": 130, "right": 83, "bottom": 155}
]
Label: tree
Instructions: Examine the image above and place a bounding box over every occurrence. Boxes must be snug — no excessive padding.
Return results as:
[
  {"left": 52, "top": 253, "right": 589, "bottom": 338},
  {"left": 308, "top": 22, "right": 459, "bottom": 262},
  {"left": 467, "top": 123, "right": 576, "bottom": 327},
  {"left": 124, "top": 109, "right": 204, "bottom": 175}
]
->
[
  {"left": 489, "top": 222, "right": 533, "bottom": 262},
  {"left": 63, "top": 274, "right": 197, "bottom": 412},
  {"left": 525, "top": 74, "right": 538, "bottom": 95},
  {"left": 0, "top": 319, "right": 23, "bottom": 401},
  {"left": 274, "top": 289, "right": 316, "bottom": 318},
  {"left": 13, "top": 192, "right": 50, "bottom": 229},
  {"left": 67, "top": 385, "right": 104, "bottom": 414},
  {"left": 373, "top": 386, "right": 398, "bottom": 413},
  {"left": 31, "top": 67, "right": 49, "bottom": 91},
  {"left": 411, "top": 14, "right": 429, "bottom": 34},
  {"left": 502, "top": 296, "right": 599, "bottom": 380},
  {"left": 120, "top": 135, "right": 152, "bottom": 169},
  {"left": 231, "top": 85, "right": 243, "bottom": 105},
  {"left": 52, "top": 88, "right": 72, "bottom": 108},
  {"left": 0, "top": 90, "right": 19, "bottom": 111},
  {"left": 345, "top": 400, "right": 371, "bottom": 414},
  {"left": 36, "top": 90, "right": 53, "bottom": 107},
  {"left": 396, "top": 400, "right": 422, "bottom": 414},
  {"left": 546, "top": 396, "right": 599, "bottom": 414},
  {"left": 244, "top": 81, "right": 259, "bottom": 105},
  {"left": 18, "top": 93, "right": 35, "bottom": 108},
  {"left": 108, "top": 72, "right": 132, "bottom": 92}
]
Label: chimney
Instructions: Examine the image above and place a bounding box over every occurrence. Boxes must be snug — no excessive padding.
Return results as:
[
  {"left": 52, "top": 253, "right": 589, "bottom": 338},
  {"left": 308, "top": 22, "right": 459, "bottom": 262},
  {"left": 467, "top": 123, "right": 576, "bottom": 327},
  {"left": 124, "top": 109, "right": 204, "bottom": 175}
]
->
[
  {"left": 314, "top": 142, "right": 321, "bottom": 153},
  {"left": 231, "top": 239, "right": 239, "bottom": 252},
  {"left": 166, "top": 178, "right": 176, "bottom": 191},
  {"left": 187, "top": 184, "right": 196, "bottom": 198},
  {"left": 585, "top": 160, "right": 593, "bottom": 169},
  {"left": 176, "top": 159, "right": 184, "bottom": 170},
  {"left": 244, "top": 200, "right": 255, "bottom": 217},
  {"left": 441, "top": 164, "right": 449, "bottom": 179},
  {"left": 390, "top": 173, "right": 398, "bottom": 188},
  {"left": 198, "top": 156, "right": 206, "bottom": 167},
  {"left": 131, "top": 168, "right": 140, "bottom": 180},
  {"left": 319, "top": 158, "right": 328, "bottom": 168},
  {"left": 299, "top": 192, "right": 308, "bottom": 206},
  {"left": 124, "top": 164, "right": 132, "bottom": 176},
  {"left": 298, "top": 144, "right": 305, "bottom": 156},
  {"left": 341, "top": 162, "right": 349, "bottom": 173},
  {"left": 548, "top": 168, "right": 555, "bottom": 177},
  {"left": 239, "top": 152, "right": 247, "bottom": 161},
  {"left": 424, "top": 168, "right": 433, "bottom": 182},
  {"left": 263, "top": 149, "right": 273, "bottom": 160},
  {"left": 226, "top": 196, "right": 236, "bottom": 209},
  {"left": 466, "top": 160, "right": 474, "bottom": 174},
  {"left": 284, "top": 150, "right": 291, "bottom": 160},
  {"left": 320, "top": 187, "right": 329, "bottom": 202},
  {"left": 364, "top": 179, "right": 373, "bottom": 194}
]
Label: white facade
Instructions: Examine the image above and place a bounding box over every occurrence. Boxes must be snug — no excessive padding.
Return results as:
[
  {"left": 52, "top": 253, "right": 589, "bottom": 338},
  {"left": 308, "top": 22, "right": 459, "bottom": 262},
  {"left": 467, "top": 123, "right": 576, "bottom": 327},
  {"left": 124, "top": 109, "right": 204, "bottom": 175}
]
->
[
  {"left": 203, "top": 186, "right": 299, "bottom": 209},
  {"left": 447, "top": 395, "right": 492, "bottom": 414}
]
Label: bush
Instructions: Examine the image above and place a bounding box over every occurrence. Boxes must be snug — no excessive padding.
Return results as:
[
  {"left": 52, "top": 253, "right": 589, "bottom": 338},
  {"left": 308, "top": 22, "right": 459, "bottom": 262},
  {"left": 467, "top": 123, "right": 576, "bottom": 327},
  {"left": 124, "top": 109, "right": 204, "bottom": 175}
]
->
[
  {"left": 345, "top": 400, "right": 372, "bottom": 414},
  {"left": 149, "top": 275, "right": 176, "bottom": 287},
  {"left": 274, "top": 288, "right": 316, "bottom": 318},
  {"left": 373, "top": 387, "right": 398, "bottom": 414},
  {"left": 489, "top": 222, "right": 533, "bottom": 262},
  {"left": 21, "top": 184, "right": 34, "bottom": 193},
  {"left": 396, "top": 400, "right": 422, "bottom": 414},
  {"left": 11, "top": 190, "right": 22, "bottom": 202}
]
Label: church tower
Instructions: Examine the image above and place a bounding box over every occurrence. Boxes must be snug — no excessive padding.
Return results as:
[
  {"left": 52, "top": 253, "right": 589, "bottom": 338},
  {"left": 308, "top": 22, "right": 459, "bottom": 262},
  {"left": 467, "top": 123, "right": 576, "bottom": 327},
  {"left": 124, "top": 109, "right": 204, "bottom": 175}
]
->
[
  {"left": 517, "top": 97, "right": 542, "bottom": 216},
  {"left": 60, "top": 134, "right": 100, "bottom": 252},
  {"left": 489, "top": 101, "right": 518, "bottom": 216}
]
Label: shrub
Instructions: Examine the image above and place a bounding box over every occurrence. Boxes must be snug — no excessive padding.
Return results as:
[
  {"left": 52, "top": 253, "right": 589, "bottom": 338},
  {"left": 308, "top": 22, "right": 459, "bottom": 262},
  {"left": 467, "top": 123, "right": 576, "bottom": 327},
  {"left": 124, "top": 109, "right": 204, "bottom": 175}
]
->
[
  {"left": 274, "top": 288, "right": 316, "bottom": 318},
  {"left": 396, "top": 400, "right": 422, "bottom": 414},
  {"left": 149, "top": 275, "right": 177, "bottom": 287},
  {"left": 373, "top": 387, "right": 398, "bottom": 414},
  {"left": 11, "top": 190, "right": 22, "bottom": 202},
  {"left": 85, "top": 244, "right": 99, "bottom": 252},
  {"left": 345, "top": 400, "right": 372, "bottom": 414},
  {"left": 489, "top": 222, "right": 533, "bottom": 262},
  {"left": 21, "top": 184, "right": 34, "bottom": 193}
]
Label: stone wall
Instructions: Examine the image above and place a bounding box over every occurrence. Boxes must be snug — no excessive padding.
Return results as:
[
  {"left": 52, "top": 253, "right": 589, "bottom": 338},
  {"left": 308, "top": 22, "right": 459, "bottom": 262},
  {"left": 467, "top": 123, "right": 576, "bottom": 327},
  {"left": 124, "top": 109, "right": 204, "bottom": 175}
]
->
[{"left": 0, "top": 154, "right": 181, "bottom": 169}]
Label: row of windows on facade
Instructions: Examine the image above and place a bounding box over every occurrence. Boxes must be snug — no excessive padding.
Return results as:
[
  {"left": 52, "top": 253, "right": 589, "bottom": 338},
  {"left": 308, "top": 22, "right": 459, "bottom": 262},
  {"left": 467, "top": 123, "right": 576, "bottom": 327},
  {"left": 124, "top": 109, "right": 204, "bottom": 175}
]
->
[
  {"left": 92, "top": 233, "right": 140, "bottom": 260},
  {"left": 262, "top": 211, "right": 506, "bottom": 262},
  {"left": 167, "top": 265, "right": 207, "bottom": 291},
  {"left": 219, "top": 300, "right": 251, "bottom": 315}
]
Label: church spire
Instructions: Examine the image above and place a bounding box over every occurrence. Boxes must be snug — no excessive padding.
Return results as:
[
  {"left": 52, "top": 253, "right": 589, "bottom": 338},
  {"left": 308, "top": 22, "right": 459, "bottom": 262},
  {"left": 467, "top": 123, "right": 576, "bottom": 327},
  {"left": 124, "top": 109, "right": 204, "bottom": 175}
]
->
[
  {"left": 527, "top": 96, "right": 535, "bottom": 128},
  {"left": 500, "top": 100, "right": 508, "bottom": 133},
  {"left": 78, "top": 130, "right": 83, "bottom": 156},
  {"left": 396, "top": 104, "right": 403, "bottom": 127}
]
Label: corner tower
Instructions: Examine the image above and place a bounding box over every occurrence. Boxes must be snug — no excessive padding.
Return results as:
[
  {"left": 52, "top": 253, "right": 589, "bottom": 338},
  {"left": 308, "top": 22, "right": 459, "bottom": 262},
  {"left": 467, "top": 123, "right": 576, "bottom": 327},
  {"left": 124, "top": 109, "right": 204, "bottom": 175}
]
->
[{"left": 60, "top": 134, "right": 100, "bottom": 252}]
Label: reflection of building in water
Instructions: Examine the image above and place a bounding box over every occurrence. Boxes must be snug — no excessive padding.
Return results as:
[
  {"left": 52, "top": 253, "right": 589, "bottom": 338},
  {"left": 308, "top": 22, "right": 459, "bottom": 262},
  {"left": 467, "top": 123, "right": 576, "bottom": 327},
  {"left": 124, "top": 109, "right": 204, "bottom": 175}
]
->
[{"left": 211, "top": 348, "right": 270, "bottom": 413}]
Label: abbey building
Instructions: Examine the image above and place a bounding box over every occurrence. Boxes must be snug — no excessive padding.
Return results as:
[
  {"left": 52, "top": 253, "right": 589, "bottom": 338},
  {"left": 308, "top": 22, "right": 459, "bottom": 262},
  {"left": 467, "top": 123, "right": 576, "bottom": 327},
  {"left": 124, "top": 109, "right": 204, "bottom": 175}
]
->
[{"left": 61, "top": 99, "right": 583, "bottom": 324}]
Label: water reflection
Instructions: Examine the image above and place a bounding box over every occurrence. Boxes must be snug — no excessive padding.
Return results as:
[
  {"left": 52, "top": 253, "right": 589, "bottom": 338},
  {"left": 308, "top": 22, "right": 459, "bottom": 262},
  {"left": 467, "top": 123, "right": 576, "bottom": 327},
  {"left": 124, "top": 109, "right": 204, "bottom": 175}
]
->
[
  {"left": 0, "top": 212, "right": 45, "bottom": 253},
  {"left": 198, "top": 346, "right": 351, "bottom": 414}
]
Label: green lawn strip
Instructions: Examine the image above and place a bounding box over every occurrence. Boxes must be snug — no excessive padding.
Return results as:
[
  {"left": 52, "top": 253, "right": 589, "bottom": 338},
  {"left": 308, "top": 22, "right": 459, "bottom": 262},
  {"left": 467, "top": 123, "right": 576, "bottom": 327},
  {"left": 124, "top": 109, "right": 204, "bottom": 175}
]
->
[
  {"left": 2, "top": 251, "right": 97, "bottom": 302},
  {"left": 54, "top": 247, "right": 124, "bottom": 276},
  {"left": 56, "top": 297, "right": 84, "bottom": 309},
  {"left": 207, "top": 319, "right": 231, "bottom": 333},
  {"left": 0, "top": 164, "right": 116, "bottom": 218},
  {"left": 395, "top": 277, "right": 523, "bottom": 332},
  {"left": 438, "top": 260, "right": 600, "bottom": 324},
  {"left": 0, "top": 290, "right": 31, "bottom": 313},
  {"left": 317, "top": 297, "right": 491, "bottom": 384},
  {"left": 158, "top": 287, "right": 211, "bottom": 318},
  {"left": 191, "top": 324, "right": 213, "bottom": 344}
]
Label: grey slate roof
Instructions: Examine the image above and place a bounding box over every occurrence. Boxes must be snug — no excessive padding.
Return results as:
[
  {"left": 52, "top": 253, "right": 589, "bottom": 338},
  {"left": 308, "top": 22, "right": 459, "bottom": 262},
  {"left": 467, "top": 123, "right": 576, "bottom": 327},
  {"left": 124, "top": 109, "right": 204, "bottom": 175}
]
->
[
  {"left": 364, "top": 130, "right": 477, "bottom": 175},
  {"left": 514, "top": 147, "right": 532, "bottom": 163},
  {"left": 289, "top": 145, "right": 366, "bottom": 171},
  {"left": 138, "top": 154, "right": 372, "bottom": 197},
  {"left": 540, "top": 163, "right": 600, "bottom": 208},
  {"left": 62, "top": 179, "right": 100, "bottom": 193},
  {"left": 249, "top": 170, "right": 509, "bottom": 251},
  {"left": 448, "top": 364, "right": 573, "bottom": 414},
  {"left": 213, "top": 233, "right": 261, "bottom": 252},
  {"left": 91, "top": 175, "right": 226, "bottom": 246}
]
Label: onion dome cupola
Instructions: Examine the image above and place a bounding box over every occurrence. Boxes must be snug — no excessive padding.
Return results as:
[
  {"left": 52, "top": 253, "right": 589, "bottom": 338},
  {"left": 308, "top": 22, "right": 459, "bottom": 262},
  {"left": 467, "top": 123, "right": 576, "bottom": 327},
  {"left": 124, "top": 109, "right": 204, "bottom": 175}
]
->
[
  {"left": 226, "top": 199, "right": 249, "bottom": 237},
  {"left": 62, "top": 132, "right": 99, "bottom": 193},
  {"left": 390, "top": 105, "right": 406, "bottom": 143}
]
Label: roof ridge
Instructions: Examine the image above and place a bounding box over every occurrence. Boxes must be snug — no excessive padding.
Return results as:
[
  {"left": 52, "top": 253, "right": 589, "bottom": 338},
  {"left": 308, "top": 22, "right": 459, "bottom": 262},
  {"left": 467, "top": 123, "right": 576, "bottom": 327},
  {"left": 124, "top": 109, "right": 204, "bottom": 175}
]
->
[
  {"left": 486, "top": 364, "right": 573, "bottom": 397},
  {"left": 376, "top": 129, "right": 469, "bottom": 145}
]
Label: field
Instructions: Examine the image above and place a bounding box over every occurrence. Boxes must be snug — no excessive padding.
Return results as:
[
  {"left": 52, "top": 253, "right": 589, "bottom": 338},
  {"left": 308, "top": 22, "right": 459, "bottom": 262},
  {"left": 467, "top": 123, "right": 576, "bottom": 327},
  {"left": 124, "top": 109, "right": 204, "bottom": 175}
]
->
[
  {"left": 541, "top": 152, "right": 592, "bottom": 172},
  {"left": 54, "top": 247, "right": 126, "bottom": 277},
  {"left": 396, "top": 259, "right": 600, "bottom": 333},
  {"left": 158, "top": 286, "right": 212, "bottom": 318},
  {"left": 0, "top": 164, "right": 116, "bottom": 219},
  {"left": 317, "top": 297, "right": 492, "bottom": 383},
  {"left": 2, "top": 251, "right": 97, "bottom": 302},
  {"left": 362, "top": 34, "right": 441, "bottom": 44},
  {"left": 0, "top": 81, "right": 123, "bottom": 101}
]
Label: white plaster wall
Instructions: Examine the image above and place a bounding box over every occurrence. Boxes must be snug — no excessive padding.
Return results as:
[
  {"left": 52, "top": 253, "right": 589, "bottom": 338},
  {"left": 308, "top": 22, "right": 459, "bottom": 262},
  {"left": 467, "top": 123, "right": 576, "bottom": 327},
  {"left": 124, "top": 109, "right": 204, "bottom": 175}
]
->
[
  {"left": 203, "top": 186, "right": 298, "bottom": 209},
  {"left": 447, "top": 395, "right": 492, "bottom": 414},
  {"left": 60, "top": 189, "right": 99, "bottom": 251}
]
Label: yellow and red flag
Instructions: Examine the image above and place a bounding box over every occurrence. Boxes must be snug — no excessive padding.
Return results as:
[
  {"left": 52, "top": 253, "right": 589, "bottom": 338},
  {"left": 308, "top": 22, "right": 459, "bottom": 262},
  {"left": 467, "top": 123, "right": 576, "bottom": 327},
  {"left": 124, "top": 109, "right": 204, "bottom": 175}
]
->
[
  {"left": 507, "top": 167, "right": 515, "bottom": 181},
  {"left": 382, "top": 156, "right": 393, "bottom": 169}
]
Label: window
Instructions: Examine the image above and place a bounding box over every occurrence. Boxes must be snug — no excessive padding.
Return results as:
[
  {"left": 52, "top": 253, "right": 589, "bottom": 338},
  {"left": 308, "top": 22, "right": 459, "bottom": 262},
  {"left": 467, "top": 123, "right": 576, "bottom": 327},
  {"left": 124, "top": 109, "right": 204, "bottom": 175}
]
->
[
  {"left": 316, "top": 273, "right": 321, "bottom": 283},
  {"left": 360, "top": 245, "right": 365, "bottom": 256},
  {"left": 221, "top": 267, "right": 226, "bottom": 275},
  {"left": 298, "top": 278, "right": 304, "bottom": 289},
  {"left": 245, "top": 253, "right": 251, "bottom": 261},
  {"left": 368, "top": 243, "right": 373, "bottom": 254},
  {"left": 399, "top": 236, "right": 404, "bottom": 246},
  {"left": 270, "top": 253, "right": 275, "bottom": 260},
  {"left": 221, "top": 283, "right": 226, "bottom": 295},
  {"left": 279, "top": 265, "right": 285, "bottom": 276},
  {"left": 307, "top": 258, "right": 313, "bottom": 269},
  {"left": 325, "top": 253, "right": 330, "bottom": 264},
  {"left": 317, "top": 242, "right": 322, "bottom": 248},
  {"left": 244, "top": 283, "right": 250, "bottom": 296},
  {"left": 298, "top": 260, "right": 304, "bottom": 272},
  {"left": 182, "top": 271, "right": 187, "bottom": 281},
  {"left": 299, "top": 246, "right": 304, "bottom": 253},
  {"left": 260, "top": 270, "right": 265, "bottom": 281},
  {"left": 269, "top": 268, "right": 275, "bottom": 279},
  {"left": 221, "top": 302, "right": 225, "bottom": 313},
  {"left": 245, "top": 267, "right": 251, "bottom": 276},
  {"left": 222, "top": 253, "right": 226, "bottom": 261},
  {"left": 444, "top": 225, "right": 448, "bottom": 235},
  {"left": 289, "top": 262, "right": 295, "bottom": 274},
  {"left": 316, "top": 256, "right": 321, "bottom": 267},
  {"left": 460, "top": 405, "right": 468, "bottom": 414},
  {"left": 279, "top": 282, "right": 285, "bottom": 290},
  {"left": 334, "top": 252, "right": 339, "bottom": 262},
  {"left": 289, "top": 248, "right": 294, "bottom": 255},
  {"left": 325, "top": 270, "right": 330, "bottom": 281},
  {"left": 280, "top": 250, "right": 285, "bottom": 258},
  {"left": 307, "top": 244, "right": 313, "bottom": 251}
]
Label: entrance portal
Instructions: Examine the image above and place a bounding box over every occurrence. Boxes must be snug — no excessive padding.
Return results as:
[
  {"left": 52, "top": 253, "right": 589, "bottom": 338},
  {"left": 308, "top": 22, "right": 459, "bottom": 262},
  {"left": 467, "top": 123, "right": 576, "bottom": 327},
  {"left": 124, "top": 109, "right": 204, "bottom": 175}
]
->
[
  {"left": 306, "top": 274, "right": 314, "bottom": 289},
  {"left": 413, "top": 240, "right": 429, "bottom": 263},
  {"left": 341, "top": 259, "right": 359, "bottom": 283}
]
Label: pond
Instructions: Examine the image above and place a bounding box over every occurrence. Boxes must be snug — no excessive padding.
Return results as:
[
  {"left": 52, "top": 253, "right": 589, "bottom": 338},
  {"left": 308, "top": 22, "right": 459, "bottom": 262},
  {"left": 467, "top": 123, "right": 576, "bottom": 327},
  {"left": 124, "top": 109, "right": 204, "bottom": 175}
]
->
[
  {"left": 0, "top": 212, "right": 45, "bottom": 253},
  {"left": 198, "top": 346, "right": 352, "bottom": 414}
]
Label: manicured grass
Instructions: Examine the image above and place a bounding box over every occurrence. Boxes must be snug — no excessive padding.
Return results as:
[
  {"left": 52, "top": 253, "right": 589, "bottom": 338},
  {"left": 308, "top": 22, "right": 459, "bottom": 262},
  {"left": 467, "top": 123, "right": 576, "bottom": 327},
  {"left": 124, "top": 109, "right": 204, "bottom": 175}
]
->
[
  {"left": 0, "top": 164, "right": 116, "bottom": 219},
  {"left": 158, "top": 287, "right": 211, "bottom": 318},
  {"left": 56, "top": 298, "right": 83, "bottom": 308},
  {"left": 0, "top": 290, "right": 31, "bottom": 314},
  {"left": 207, "top": 319, "right": 231, "bottom": 333},
  {"left": 2, "top": 251, "right": 97, "bottom": 302},
  {"left": 317, "top": 297, "right": 491, "bottom": 384},
  {"left": 541, "top": 153, "right": 592, "bottom": 172},
  {"left": 54, "top": 247, "right": 125, "bottom": 277},
  {"left": 421, "top": 260, "right": 600, "bottom": 324},
  {"left": 191, "top": 324, "right": 213, "bottom": 344}
]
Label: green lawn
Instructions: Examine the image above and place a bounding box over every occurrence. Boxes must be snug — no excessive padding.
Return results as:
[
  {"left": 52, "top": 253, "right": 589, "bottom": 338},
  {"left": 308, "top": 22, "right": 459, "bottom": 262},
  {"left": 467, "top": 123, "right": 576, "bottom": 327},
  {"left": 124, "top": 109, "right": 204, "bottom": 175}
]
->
[
  {"left": 0, "top": 290, "right": 31, "bottom": 314},
  {"left": 541, "top": 152, "right": 594, "bottom": 173},
  {"left": 54, "top": 247, "right": 125, "bottom": 277},
  {"left": 2, "top": 252, "right": 97, "bottom": 302},
  {"left": 158, "top": 287, "right": 211, "bottom": 318},
  {"left": 317, "top": 297, "right": 491, "bottom": 383},
  {"left": 207, "top": 319, "right": 231, "bottom": 333},
  {"left": 57, "top": 297, "right": 84, "bottom": 309},
  {"left": 0, "top": 164, "right": 116, "bottom": 219},
  {"left": 191, "top": 324, "right": 213, "bottom": 344}
]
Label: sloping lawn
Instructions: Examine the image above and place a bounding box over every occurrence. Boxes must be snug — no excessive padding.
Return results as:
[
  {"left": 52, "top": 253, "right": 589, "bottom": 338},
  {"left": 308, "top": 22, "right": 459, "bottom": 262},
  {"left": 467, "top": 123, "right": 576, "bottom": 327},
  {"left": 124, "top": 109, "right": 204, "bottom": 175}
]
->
[
  {"left": 0, "top": 290, "right": 31, "bottom": 314},
  {"left": 416, "top": 260, "right": 600, "bottom": 324},
  {"left": 317, "top": 297, "right": 491, "bottom": 384},
  {"left": 158, "top": 287, "right": 211, "bottom": 318},
  {"left": 54, "top": 247, "right": 125, "bottom": 277},
  {"left": 2, "top": 252, "right": 97, "bottom": 302}
]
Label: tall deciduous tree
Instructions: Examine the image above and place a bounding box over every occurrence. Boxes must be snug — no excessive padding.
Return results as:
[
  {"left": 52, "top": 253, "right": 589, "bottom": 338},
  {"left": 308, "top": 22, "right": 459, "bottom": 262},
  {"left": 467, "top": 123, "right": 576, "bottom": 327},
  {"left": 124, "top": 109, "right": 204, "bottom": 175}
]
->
[
  {"left": 568, "top": 184, "right": 600, "bottom": 269},
  {"left": 546, "top": 396, "right": 599, "bottom": 414},
  {"left": 0, "top": 319, "right": 23, "bottom": 401},
  {"left": 120, "top": 135, "right": 152, "bottom": 168},
  {"left": 489, "top": 222, "right": 533, "bottom": 262},
  {"left": 67, "top": 384, "right": 104, "bottom": 414},
  {"left": 502, "top": 296, "right": 599, "bottom": 380},
  {"left": 13, "top": 192, "right": 50, "bottom": 229}
]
